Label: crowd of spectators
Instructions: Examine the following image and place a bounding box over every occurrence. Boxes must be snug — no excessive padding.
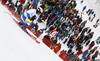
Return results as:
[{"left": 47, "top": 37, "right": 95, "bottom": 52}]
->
[{"left": 1, "top": 0, "right": 100, "bottom": 61}]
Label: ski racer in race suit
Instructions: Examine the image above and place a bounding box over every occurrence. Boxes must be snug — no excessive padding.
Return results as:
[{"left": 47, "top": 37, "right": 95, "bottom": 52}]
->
[{"left": 19, "top": 7, "right": 43, "bottom": 29}]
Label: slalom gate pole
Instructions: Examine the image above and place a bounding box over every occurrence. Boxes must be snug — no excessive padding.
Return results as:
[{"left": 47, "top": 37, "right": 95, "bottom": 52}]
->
[
  {"left": 37, "top": 9, "right": 63, "bottom": 38},
  {"left": 4, "top": 11, "right": 22, "bottom": 21},
  {"left": 4, "top": 11, "right": 13, "bottom": 16}
]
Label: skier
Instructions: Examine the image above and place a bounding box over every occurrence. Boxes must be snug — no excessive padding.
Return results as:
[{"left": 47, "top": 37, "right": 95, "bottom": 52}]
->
[
  {"left": 93, "top": 23, "right": 100, "bottom": 28},
  {"left": 82, "top": 6, "right": 86, "bottom": 11},
  {"left": 80, "top": 0, "right": 84, "bottom": 4},
  {"left": 91, "top": 14, "right": 96, "bottom": 22},
  {"left": 19, "top": 7, "right": 43, "bottom": 29},
  {"left": 93, "top": 19, "right": 100, "bottom": 28},
  {"left": 86, "top": 9, "right": 90, "bottom": 14},
  {"left": 96, "top": 19, "right": 99, "bottom": 23},
  {"left": 89, "top": 16, "right": 91, "bottom": 21},
  {"left": 88, "top": 9, "right": 93, "bottom": 16}
]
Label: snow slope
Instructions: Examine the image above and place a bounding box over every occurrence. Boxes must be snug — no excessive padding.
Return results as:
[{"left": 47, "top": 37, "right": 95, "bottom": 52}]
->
[
  {"left": 76, "top": 0, "right": 100, "bottom": 41},
  {"left": 0, "top": 3, "right": 62, "bottom": 61},
  {"left": 84, "top": 0, "right": 100, "bottom": 19},
  {"left": 75, "top": 0, "right": 100, "bottom": 59}
]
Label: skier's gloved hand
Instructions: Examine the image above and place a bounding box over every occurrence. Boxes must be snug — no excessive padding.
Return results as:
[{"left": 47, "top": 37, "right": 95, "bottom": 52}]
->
[
  {"left": 28, "top": 17, "right": 31, "bottom": 20},
  {"left": 30, "top": 15, "right": 36, "bottom": 21}
]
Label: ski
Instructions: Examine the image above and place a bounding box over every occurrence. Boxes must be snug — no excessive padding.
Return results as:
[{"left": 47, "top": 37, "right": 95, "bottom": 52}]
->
[
  {"left": 28, "top": 34, "right": 40, "bottom": 44},
  {"left": 14, "top": 19, "right": 40, "bottom": 44},
  {"left": 15, "top": 19, "right": 40, "bottom": 44}
]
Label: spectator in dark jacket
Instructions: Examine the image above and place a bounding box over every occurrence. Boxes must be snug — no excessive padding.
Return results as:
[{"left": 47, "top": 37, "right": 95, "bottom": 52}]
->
[
  {"left": 67, "top": 35, "right": 74, "bottom": 46},
  {"left": 88, "top": 41, "right": 95, "bottom": 50},
  {"left": 16, "top": 4, "right": 23, "bottom": 16},
  {"left": 44, "top": 34, "right": 50, "bottom": 40},
  {"left": 53, "top": 39, "right": 57, "bottom": 44},
  {"left": 81, "top": 27, "right": 89, "bottom": 34},
  {"left": 92, "top": 50, "right": 99, "bottom": 60}
]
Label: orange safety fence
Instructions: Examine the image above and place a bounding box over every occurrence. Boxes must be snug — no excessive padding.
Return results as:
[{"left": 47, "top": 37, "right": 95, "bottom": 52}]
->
[
  {"left": 42, "top": 37, "right": 62, "bottom": 54},
  {"left": 27, "top": 26, "right": 40, "bottom": 37},
  {"left": 54, "top": 43, "right": 61, "bottom": 53},
  {"left": 42, "top": 38, "right": 54, "bottom": 48},
  {"left": 59, "top": 50, "right": 71, "bottom": 61}
]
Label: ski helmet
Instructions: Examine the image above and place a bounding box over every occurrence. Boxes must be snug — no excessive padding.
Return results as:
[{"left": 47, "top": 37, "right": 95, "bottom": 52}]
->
[{"left": 36, "top": 7, "right": 43, "bottom": 13}]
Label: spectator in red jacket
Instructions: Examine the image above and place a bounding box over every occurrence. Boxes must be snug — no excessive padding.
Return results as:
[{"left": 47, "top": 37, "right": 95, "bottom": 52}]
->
[
  {"left": 76, "top": 50, "right": 82, "bottom": 57},
  {"left": 19, "top": 0, "right": 25, "bottom": 4},
  {"left": 91, "top": 50, "right": 99, "bottom": 60},
  {"left": 88, "top": 41, "right": 95, "bottom": 50},
  {"left": 2, "top": 0, "right": 7, "bottom": 5}
]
